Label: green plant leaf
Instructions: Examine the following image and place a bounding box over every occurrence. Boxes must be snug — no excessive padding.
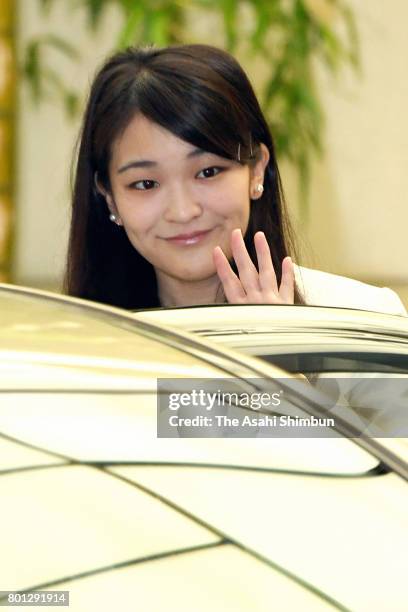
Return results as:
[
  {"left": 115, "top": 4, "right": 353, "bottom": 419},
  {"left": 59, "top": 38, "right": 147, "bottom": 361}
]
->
[
  {"left": 116, "top": 3, "right": 144, "bottom": 48},
  {"left": 22, "top": 40, "right": 42, "bottom": 103},
  {"left": 146, "top": 7, "right": 172, "bottom": 46},
  {"left": 249, "top": 0, "right": 280, "bottom": 53},
  {"left": 64, "top": 91, "right": 81, "bottom": 118},
  {"left": 38, "top": 0, "right": 56, "bottom": 15},
  {"left": 219, "top": 0, "right": 239, "bottom": 51},
  {"left": 81, "top": 0, "right": 110, "bottom": 30},
  {"left": 336, "top": 0, "right": 360, "bottom": 69}
]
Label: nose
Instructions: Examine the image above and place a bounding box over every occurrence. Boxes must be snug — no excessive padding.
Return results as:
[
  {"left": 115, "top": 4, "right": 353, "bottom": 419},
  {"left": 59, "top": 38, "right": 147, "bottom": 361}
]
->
[{"left": 163, "top": 184, "right": 202, "bottom": 223}]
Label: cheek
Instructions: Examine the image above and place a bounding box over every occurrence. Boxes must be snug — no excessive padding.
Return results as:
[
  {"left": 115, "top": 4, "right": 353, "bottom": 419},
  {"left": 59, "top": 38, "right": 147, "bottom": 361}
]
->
[
  {"left": 206, "top": 182, "right": 251, "bottom": 218},
  {"left": 115, "top": 194, "right": 160, "bottom": 232}
]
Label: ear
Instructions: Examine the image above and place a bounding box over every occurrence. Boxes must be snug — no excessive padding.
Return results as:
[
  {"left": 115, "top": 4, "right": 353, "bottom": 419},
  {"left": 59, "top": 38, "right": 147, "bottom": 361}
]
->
[
  {"left": 94, "top": 172, "right": 123, "bottom": 225},
  {"left": 249, "top": 143, "right": 270, "bottom": 200}
]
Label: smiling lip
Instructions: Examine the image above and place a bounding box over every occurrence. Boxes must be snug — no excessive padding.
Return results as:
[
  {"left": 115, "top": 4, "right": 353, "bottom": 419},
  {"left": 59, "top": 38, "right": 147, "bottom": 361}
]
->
[{"left": 163, "top": 229, "right": 213, "bottom": 245}]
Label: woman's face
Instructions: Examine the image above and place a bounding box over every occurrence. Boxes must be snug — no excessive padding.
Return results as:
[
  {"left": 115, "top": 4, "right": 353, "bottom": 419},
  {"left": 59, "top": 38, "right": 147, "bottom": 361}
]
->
[{"left": 105, "top": 114, "right": 267, "bottom": 286}]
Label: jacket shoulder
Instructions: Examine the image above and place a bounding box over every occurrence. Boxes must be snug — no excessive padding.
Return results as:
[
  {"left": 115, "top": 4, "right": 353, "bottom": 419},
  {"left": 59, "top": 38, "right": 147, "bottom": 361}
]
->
[{"left": 294, "top": 265, "right": 407, "bottom": 316}]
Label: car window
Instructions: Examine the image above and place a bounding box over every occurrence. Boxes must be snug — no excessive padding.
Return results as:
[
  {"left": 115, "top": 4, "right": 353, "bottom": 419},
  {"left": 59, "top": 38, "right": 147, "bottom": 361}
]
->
[
  {"left": 258, "top": 353, "right": 408, "bottom": 439},
  {"left": 262, "top": 352, "right": 408, "bottom": 375}
]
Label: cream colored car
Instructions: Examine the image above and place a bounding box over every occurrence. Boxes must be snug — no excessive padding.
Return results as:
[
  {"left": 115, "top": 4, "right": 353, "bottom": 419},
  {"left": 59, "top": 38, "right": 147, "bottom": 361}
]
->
[
  {"left": 135, "top": 304, "right": 408, "bottom": 437},
  {"left": 1, "top": 286, "right": 408, "bottom": 611}
]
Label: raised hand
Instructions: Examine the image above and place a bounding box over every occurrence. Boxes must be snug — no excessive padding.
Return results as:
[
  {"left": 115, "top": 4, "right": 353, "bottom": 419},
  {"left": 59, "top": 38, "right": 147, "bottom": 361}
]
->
[{"left": 213, "top": 228, "right": 294, "bottom": 304}]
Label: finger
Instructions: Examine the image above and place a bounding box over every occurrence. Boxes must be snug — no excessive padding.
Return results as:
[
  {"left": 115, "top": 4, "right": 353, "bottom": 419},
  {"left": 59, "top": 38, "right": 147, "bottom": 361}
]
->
[
  {"left": 213, "top": 246, "right": 246, "bottom": 303},
  {"left": 254, "top": 231, "right": 279, "bottom": 294},
  {"left": 230, "top": 228, "right": 260, "bottom": 294},
  {"left": 279, "top": 256, "right": 295, "bottom": 303}
]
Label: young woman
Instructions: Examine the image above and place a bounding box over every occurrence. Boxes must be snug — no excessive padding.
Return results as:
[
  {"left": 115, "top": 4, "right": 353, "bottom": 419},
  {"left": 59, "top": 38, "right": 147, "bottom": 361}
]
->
[{"left": 64, "top": 44, "right": 406, "bottom": 316}]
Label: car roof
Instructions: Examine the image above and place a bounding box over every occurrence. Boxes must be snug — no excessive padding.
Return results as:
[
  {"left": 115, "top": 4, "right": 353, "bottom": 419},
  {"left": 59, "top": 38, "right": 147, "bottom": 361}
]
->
[
  {"left": 132, "top": 303, "right": 408, "bottom": 335},
  {"left": 0, "top": 285, "right": 294, "bottom": 390},
  {"left": 3, "top": 283, "right": 407, "bottom": 471},
  {"left": 133, "top": 304, "right": 408, "bottom": 355}
]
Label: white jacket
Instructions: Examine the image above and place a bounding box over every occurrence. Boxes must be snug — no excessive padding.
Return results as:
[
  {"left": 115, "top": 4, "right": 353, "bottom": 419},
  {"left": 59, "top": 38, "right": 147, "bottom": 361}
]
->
[{"left": 294, "top": 265, "right": 407, "bottom": 316}]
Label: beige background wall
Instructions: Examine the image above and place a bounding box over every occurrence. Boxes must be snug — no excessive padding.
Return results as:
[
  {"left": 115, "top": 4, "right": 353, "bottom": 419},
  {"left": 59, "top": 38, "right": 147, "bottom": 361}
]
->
[
  {"left": 14, "top": 0, "right": 408, "bottom": 305},
  {"left": 15, "top": 0, "right": 121, "bottom": 288},
  {"left": 297, "top": 0, "right": 408, "bottom": 296}
]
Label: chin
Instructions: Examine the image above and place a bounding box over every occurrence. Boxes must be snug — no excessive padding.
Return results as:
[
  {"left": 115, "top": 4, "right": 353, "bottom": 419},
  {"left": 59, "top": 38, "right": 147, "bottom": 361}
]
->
[
  {"left": 180, "top": 271, "right": 216, "bottom": 283},
  {"left": 166, "top": 265, "right": 217, "bottom": 283}
]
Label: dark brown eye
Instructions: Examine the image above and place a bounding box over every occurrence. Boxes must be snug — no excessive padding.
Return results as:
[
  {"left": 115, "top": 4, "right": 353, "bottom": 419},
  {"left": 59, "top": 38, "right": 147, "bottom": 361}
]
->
[
  {"left": 131, "top": 179, "right": 158, "bottom": 190},
  {"left": 197, "top": 167, "right": 222, "bottom": 179}
]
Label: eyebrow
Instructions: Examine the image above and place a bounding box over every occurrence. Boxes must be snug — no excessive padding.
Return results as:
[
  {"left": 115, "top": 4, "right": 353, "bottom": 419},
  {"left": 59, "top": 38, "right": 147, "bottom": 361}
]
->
[{"left": 117, "top": 147, "right": 208, "bottom": 174}]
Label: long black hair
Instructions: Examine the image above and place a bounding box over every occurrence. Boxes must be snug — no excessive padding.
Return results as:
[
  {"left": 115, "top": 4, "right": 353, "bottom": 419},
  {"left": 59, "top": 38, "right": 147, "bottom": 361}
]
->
[{"left": 64, "top": 44, "right": 302, "bottom": 308}]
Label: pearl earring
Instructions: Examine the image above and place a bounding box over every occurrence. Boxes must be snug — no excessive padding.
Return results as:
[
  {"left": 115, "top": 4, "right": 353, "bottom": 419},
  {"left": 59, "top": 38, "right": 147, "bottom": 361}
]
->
[
  {"left": 256, "top": 183, "right": 264, "bottom": 193},
  {"left": 109, "top": 213, "right": 117, "bottom": 222}
]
